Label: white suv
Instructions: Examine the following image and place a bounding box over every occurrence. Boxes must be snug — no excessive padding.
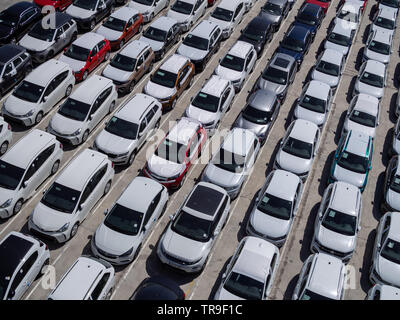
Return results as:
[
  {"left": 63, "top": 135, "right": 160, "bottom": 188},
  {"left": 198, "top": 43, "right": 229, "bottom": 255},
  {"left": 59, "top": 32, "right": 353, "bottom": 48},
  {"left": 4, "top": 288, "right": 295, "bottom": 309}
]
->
[
  {"left": 0, "top": 116, "right": 12, "bottom": 156},
  {"left": 28, "top": 149, "right": 114, "bottom": 243},
  {"left": 167, "top": 0, "right": 207, "bottom": 32},
  {"left": 209, "top": 0, "right": 245, "bottom": 39}
]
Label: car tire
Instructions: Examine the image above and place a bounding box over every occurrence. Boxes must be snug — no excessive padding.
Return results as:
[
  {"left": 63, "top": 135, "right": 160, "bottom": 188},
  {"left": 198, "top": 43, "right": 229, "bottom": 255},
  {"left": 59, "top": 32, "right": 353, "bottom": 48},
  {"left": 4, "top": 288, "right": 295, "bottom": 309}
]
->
[
  {"left": 46, "top": 50, "right": 54, "bottom": 60},
  {"left": 178, "top": 173, "right": 186, "bottom": 189},
  {"left": 104, "top": 51, "right": 111, "bottom": 61},
  {"left": 81, "top": 130, "right": 89, "bottom": 144},
  {"left": 90, "top": 19, "right": 96, "bottom": 30},
  {"left": 188, "top": 76, "right": 194, "bottom": 88},
  {"left": 133, "top": 244, "right": 142, "bottom": 261},
  {"left": 104, "top": 180, "right": 112, "bottom": 196},
  {"left": 65, "top": 84, "right": 73, "bottom": 97},
  {"left": 13, "top": 199, "right": 23, "bottom": 216},
  {"left": 70, "top": 222, "right": 79, "bottom": 239},
  {"left": 0, "top": 141, "right": 8, "bottom": 156},
  {"left": 147, "top": 62, "right": 154, "bottom": 74},
  {"left": 129, "top": 80, "right": 136, "bottom": 92},
  {"left": 109, "top": 101, "right": 116, "bottom": 114},
  {"left": 119, "top": 39, "right": 125, "bottom": 49},
  {"left": 50, "top": 160, "right": 60, "bottom": 176},
  {"left": 82, "top": 70, "right": 89, "bottom": 81},
  {"left": 35, "top": 112, "right": 43, "bottom": 125},
  {"left": 128, "top": 151, "right": 136, "bottom": 166}
]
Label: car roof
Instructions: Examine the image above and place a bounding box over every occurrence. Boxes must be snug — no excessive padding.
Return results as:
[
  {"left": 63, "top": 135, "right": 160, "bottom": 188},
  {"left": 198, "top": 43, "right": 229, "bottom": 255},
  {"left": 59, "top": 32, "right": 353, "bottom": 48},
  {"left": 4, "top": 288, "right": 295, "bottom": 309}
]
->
[
  {"left": 330, "top": 181, "right": 360, "bottom": 216},
  {"left": 191, "top": 19, "right": 220, "bottom": 38},
  {"left": 233, "top": 237, "right": 277, "bottom": 283},
  {"left": 308, "top": 253, "right": 343, "bottom": 299},
  {"left": 320, "top": 48, "right": 343, "bottom": 64},
  {"left": 222, "top": 128, "right": 257, "bottom": 157},
  {"left": 167, "top": 117, "right": 200, "bottom": 146},
  {"left": 4, "top": 1, "right": 36, "bottom": 15},
  {"left": 70, "top": 75, "right": 113, "bottom": 105},
  {"left": 371, "top": 28, "right": 392, "bottom": 44},
  {"left": 287, "top": 24, "right": 310, "bottom": 41},
  {"left": 25, "top": 59, "right": 70, "bottom": 87},
  {"left": 56, "top": 149, "right": 109, "bottom": 191},
  {"left": 115, "top": 94, "right": 158, "bottom": 123},
  {"left": 50, "top": 256, "right": 105, "bottom": 300},
  {"left": 340, "top": 1, "right": 360, "bottom": 12},
  {"left": 0, "top": 44, "right": 25, "bottom": 64},
  {"left": 118, "top": 177, "right": 163, "bottom": 213},
  {"left": 305, "top": 80, "right": 331, "bottom": 100},
  {"left": 267, "top": 169, "right": 300, "bottom": 201},
  {"left": 388, "top": 212, "right": 400, "bottom": 241},
  {"left": 353, "top": 94, "right": 379, "bottom": 115},
  {"left": 2, "top": 129, "right": 56, "bottom": 169},
  {"left": 227, "top": 41, "right": 254, "bottom": 59},
  {"left": 201, "top": 75, "right": 229, "bottom": 97},
  {"left": 377, "top": 5, "right": 397, "bottom": 19},
  {"left": 218, "top": 0, "right": 243, "bottom": 11},
  {"left": 345, "top": 130, "right": 372, "bottom": 157},
  {"left": 379, "top": 285, "right": 400, "bottom": 299},
  {"left": 270, "top": 52, "right": 295, "bottom": 71},
  {"left": 331, "top": 21, "right": 353, "bottom": 36},
  {"left": 289, "top": 119, "right": 318, "bottom": 143},
  {"left": 248, "top": 89, "right": 277, "bottom": 111},
  {"left": 266, "top": 0, "right": 288, "bottom": 6},
  {"left": 120, "top": 40, "right": 150, "bottom": 58},
  {"left": 37, "top": 12, "right": 72, "bottom": 29},
  {"left": 150, "top": 16, "right": 178, "bottom": 31},
  {"left": 110, "top": 6, "right": 139, "bottom": 21},
  {"left": 160, "top": 54, "right": 189, "bottom": 74},
  {"left": 247, "top": 16, "right": 272, "bottom": 29},
  {"left": 301, "top": 2, "right": 322, "bottom": 14},
  {"left": 363, "top": 59, "right": 386, "bottom": 76},
  {"left": 72, "top": 32, "right": 105, "bottom": 50}
]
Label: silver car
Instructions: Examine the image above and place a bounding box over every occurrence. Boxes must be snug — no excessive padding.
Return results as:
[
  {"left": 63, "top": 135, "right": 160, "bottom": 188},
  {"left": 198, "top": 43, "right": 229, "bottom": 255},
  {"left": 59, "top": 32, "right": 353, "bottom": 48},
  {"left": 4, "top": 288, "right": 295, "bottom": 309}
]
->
[
  {"left": 246, "top": 169, "right": 303, "bottom": 247},
  {"left": 129, "top": 0, "right": 169, "bottom": 23},
  {"left": 324, "top": 22, "right": 354, "bottom": 57},
  {"left": 209, "top": 0, "right": 246, "bottom": 39},
  {"left": 311, "top": 49, "right": 345, "bottom": 91},
  {"left": 233, "top": 89, "right": 280, "bottom": 144},
  {"left": 167, "top": 0, "right": 207, "bottom": 32},
  {"left": 382, "top": 156, "right": 400, "bottom": 212},
  {"left": 259, "top": 0, "right": 290, "bottom": 32},
  {"left": 370, "top": 211, "right": 400, "bottom": 288},
  {"left": 334, "top": 1, "right": 362, "bottom": 31},
  {"left": 353, "top": 59, "right": 386, "bottom": 100},
  {"left": 157, "top": 182, "right": 230, "bottom": 273},
  {"left": 367, "top": 284, "right": 400, "bottom": 300},
  {"left": 274, "top": 119, "right": 321, "bottom": 180},
  {"left": 311, "top": 181, "right": 362, "bottom": 262},
  {"left": 363, "top": 29, "right": 393, "bottom": 64}
]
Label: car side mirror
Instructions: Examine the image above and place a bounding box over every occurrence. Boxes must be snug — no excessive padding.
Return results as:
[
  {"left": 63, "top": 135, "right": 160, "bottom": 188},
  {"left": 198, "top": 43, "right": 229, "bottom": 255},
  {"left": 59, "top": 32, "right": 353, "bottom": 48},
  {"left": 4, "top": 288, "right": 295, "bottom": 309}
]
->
[
  {"left": 169, "top": 214, "right": 175, "bottom": 221},
  {"left": 377, "top": 243, "right": 381, "bottom": 249},
  {"left": 222, "top": 272, "right": 226, "bottom": 279},
  {"left": 43, "top": 96, "right": 48, "bottom": 103},
  {"left": 293, "top": 293, "right": 298, "bottom": 300},
  {"left": 42, "top": 189, "right": 47, "bottom": 195},
  {"left": 89, "top": 114, "right": 93, "bottom": 121},
  {"left": 142, "top": 226, "right": 147, "bottom": 232},
  {"left": 8, "top": 290, "right": 15, "bottom": 299},
  {"left": 213, "top": 230, "right": 219, "bottom": 237},
  {"left": 104, "top": 209, "right": 109, "bottom": 216},
  {"left": 23, "top": 181, "right": 28, "bottom": 188},
  {"left": 79, "top": 203, "right": 85, "bottom": 211}
]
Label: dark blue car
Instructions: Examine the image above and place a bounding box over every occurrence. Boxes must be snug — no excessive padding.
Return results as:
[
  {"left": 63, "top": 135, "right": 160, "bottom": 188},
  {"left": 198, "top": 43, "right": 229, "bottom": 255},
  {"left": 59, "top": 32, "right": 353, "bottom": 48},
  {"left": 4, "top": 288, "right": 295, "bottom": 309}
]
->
[
  {"left": 276, "top": 24, "right": 312, "bottom": 69},
  {"left": 293, "top": 3, "right": 324, "bottom": 40}
]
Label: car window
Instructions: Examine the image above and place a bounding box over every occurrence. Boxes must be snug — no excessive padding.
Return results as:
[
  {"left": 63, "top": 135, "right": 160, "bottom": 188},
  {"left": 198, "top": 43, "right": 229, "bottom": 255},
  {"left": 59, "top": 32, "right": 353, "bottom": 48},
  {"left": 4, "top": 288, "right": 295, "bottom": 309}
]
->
[
  {"left": 95, "top": 87, "right": 113, "bottom": 111},
  {"left": 55, "top": 28, "right": 63, "bottom": 39},
  {"left": 137, "top": 55, "right": 145, "bottom": 67},
  {"left": 53, "top": 71, "right": 70, "bottom": 89},
  {"left": 90, "top": 272, "right": 110, "bottom": 300},
  {"left": 220, "top": 87, "right": 230, "bottom": 108},
  {"left": 63, "top": 22, "right": 71, "bottom": 32},
  {"left": 36, "top": 144, "right": 56, "bottom": 169},
  {"left": 145, "top": 108, "right": 155, "bottom": 123},
  {"left": 144, "top": 190, "right": 162, "bottom": 226},
  {"left": 44, "top": 81, "right": 55, "bottom": 98},
  {"left": 246, "top": 51, "right": 255, "bottom": 69},
  {"left": 126, "top": 17, "right": 133, "bottom": 28},
  {"left": 90, "top": 46, "right": 99, "bottom": 58},
  {"left": 4, "top": 63, "right": 13, "bottom": 75},
  {"left": 89, "top": 165, "right": 108, "bottom": 192},
  {"left": 79, "top": 184, "right": 92, "bottom": 206},
  {"left": 8, "top": 251, "right": 38, "bottom": 297},
  {"left": 20, "top": 9, "right": 36, "bottom": 25},
  {"left": 143, "top": 49, "right": 151, "bottom": 60},
  {"left": 139, "top": 119, "right": 147, "bottom": 134},
  {"left": 13, "top": 57, "right": 23, "bottom": 69}
]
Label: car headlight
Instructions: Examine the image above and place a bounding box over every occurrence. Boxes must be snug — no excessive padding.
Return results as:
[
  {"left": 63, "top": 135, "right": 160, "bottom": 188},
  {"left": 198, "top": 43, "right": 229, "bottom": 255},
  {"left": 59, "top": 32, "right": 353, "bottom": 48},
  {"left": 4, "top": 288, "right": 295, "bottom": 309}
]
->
[
  {"left": 160, "top": 96, "right": 173, "bottom": 103},
  {"left": 226, "top": 184, "right": 240, "bottom": 192},
  {"left": 72, "top": 128, "right": 82, "bottom": 136},
  {"left": 24, "top": 109, "right": 35, "bottom": 117},
  {"left": 120, "top": 247, "right": 133, "bottom": 257},
  {"left": 0, "top": 199, "right": 12, "bottom": 209},
  {"left": 296, "top": 59, "right": 302, "bottom": 65},
  {"left": 117, "top": 151, "right": 129, "bottom": 157},
  {"left": 203, "top": 120, "right": 215, "bottom": 127},
  {"left": 57, "top": 223, "right": 70, "bottom": 233}
]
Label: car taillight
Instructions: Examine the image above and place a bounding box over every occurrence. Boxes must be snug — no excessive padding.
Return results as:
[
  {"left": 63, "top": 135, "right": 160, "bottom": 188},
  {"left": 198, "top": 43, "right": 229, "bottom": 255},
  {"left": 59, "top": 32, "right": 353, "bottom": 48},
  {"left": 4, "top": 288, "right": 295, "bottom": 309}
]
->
[
  {"left": 45, "top": 244, "right": 48, "bottom": 250},
  {"left": 59, "top": 143, "right": 63, "bottom": 150},
  {"left": 111, "top": 162, "right": 114, "bottom": 168},
  {"left": 8, "top": 124, "right": 11, "bottom": 131}
]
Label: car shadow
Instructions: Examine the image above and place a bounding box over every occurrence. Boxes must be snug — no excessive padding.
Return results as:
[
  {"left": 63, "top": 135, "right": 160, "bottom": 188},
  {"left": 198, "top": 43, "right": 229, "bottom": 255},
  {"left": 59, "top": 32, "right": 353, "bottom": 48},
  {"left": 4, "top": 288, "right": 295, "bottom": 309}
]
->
[
  {"left": 299, "top": 203, "right": 320, "bottom": 262},
  {"left": 264, "top": 142, "right": 282, "bottom": 176},
  {"left": 372, "top": 171, "right": 386, "bottom": 222},
  {"left": 237, "top": 191, "right": 259, "bottom": 242},
  {"left": 282, "top": 274, "right": 299, "bottom": 300},
  {"left": 358, "top": 229, "right": 376, "bottom": 294},
  {"left": 362, "top": 24, "right": 371, "bottom": 44},
  {"left": 389, "top": 92, "right": 398, "bottom": 123},
  {"left": 354, "top": 47, "right": 364, "bottom": 71},
  {"left": 8, "top": 121, "right": 31, "bottom": 134},
  {"left": 393, "top": 63, "right": 400, "bottom": 89},
  {"left": 333, "top": 110, "right": 347, "bottom": 144},
  {"left": 318, "top": 151, "right": 335, "bottom": 196},
  {"left": 346, "top": 76, "right": 357, "bottom": 103},
  {"left": 207, "top": 257, "right": 232, "bottom": 300},
  {"left": 381, "top": 128, "right": 394, "bottom": 167},
  {"left": 284, "top": 99, "right": 300, "bottom": 130}
]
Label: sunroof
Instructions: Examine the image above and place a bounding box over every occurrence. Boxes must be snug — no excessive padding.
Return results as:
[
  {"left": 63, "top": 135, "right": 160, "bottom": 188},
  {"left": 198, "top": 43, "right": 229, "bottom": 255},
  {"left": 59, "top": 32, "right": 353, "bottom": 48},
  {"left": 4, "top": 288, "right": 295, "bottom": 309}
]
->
[
  {"left": 186, "top": 185, "right": 224, "bottom": 216},
  {"left": 275, "top": 58, "right": 290, "bottom": 68}
]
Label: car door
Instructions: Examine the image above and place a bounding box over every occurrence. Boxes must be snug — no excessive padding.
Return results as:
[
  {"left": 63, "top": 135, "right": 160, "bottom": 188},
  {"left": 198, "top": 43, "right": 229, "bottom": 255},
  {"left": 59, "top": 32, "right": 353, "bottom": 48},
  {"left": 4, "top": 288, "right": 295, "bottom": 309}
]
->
[
  {"left": 41, "top": 77, "right": 58, "bottom": 114},
  {"left": 135, "top": 54, "right": 146, "bottom": 79},
  {"left": 12, "top": 56, "right": 25, "bottom": 83},
  {"left": 177, "top": 64, "right": 191, "bottom": 95},
  {"left": 51, "top": 70, "right": 71, "bottom": 104},
  {"left": 90, "top": 165, "right": 108, "bottom": 206},
  {"left": 18, "top": 8, "right": 37, "bottom": 39},
  {"left": 89, "top": 87, "right": 113, "bottom": 131},
  {"left": 97, "top": 0, "right": 108, "bottom": 20},
  {"left": 125, "top": 16, "right": 134, "bottom": 40},
  {"left": 137, "top": 117, "right": 148, "bottom": 148},
  {"left": 2, "top": 61, "right": 17, "bottom": 91},
  {"left": 88, "top": 45, "right": 100, "bottom": 72},
  {"left": 54, "top": 27, "right": 66, "bottom": 53},
  {"left": 144, "top": 106, "right": 157, "bottom": 134}
]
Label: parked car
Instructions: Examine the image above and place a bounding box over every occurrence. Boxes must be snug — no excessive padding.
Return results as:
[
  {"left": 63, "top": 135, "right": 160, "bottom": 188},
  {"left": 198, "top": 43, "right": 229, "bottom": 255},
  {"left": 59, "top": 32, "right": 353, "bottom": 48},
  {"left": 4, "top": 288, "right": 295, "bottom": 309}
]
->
[
  {"left": 201, "top": 128, "right": 260, "bottom": 199},
  {"left": 233, "top": 89, "right": 280, "bottom": 144},
  {"left": 274, "top": 119, "right": 321, "bottom": 180},
  {"left": 185, "top": 75, "right": 235, "bottom": 131},
  {"left": 157, "top": 182, "right": 230, "bottom": 273},
  {"left": 129, "top": 0, "right": 169, "bottom": 23},
  {"left": 214, "top": 236, "right": 280, "bottom": 300},
  {"left": 214, "top": 41, "right": 257, "bottom": 92},
  {"left": 292, "top": 253, "right": 346, "bottom": 300},
  {"left": 92, "top": 176, "right": 168, "bottom": 265},
  {"left": 0, "top": 117, "right": 12, "bottom": 156},
  {"left": 3, "top": 59, "right": 75, "bottom": 127},
  {"left": 144, "top": 117, "right": 207, "bottom": 189},
  {"left": 0, "top": 231, "right": 49, "bottom": 300},
  {"left": 363, "top": 29, "right": 393, "bottom": 64},
  {"left": 329, "top": 130, "right": 374, "bottom": 191},
  {"left": 144, "top": 54, "right": 195, "bottom": 111},
  {"left": 382, "top": 156, "right": 400, "bottom": 212},
  {"left": 370, "top": 5, "right": 397, "bottom": 36},
  {"left": 259, "top": 0, "right": 290, "bottom": 33},
  {"left": 59, "top": 32, "right": 111, "bottom": 82},
  {"left": 239, "top": 16, "right": 273, "bottom": 57},
  {"left": 177, "top": 20, "right": 222, "bottom": 72},
  {"left": 0, "top": 2, "right": 42, "bottom": 45},
  {"left": 167, "top": 0, "right": 208, "bottom": 32},
  {"left": 0, "top": 129, "right": 63, "bottom": 219},
  {"left": 370, "top": 211, "right": 400, "bottom": 288},
  {"left": 377, "top": 0, "right": 400, "bottom": 12},
  {"left": 66, "top": 0, "right": 115, "bottom": 31},
  {"left": 334, "top": 1, "right": 363, "bottom": 31},
  {"left": 324, "top": 22, "right": 355, "bottom": 57},
  {"left": 19, "top": 12, "right": 78, "bottom": 64},
  {"left": 367, "top": 284, "right": 400, "bottom": 300},
  {"left": 392, "top": 117, "right": 400, "bottom": 155},
  {"left": 311, "top": 49, "right": 345, "bottom": 91},
  {"left": 47, "top": 75, "right": 117, "bottom": 145},
  {"left": 353, "top": 59, "right": 386, "bottom": 100},
  {"left": 94, "top": 93, "right": 162, "bottom": 166},
  {"left": 293, "top": 2, "right": 325, "bottom": 41},
  {"left": 96, "top": 7, "right": 143, "bottom": 51},
  {"left": 130, "top": 276, "right": 185, "bottom": 300},
  {"left": 246, "top": 169, "right": 303, "bottom": 246},
  {"left": 306, "top": 0, "right": 331, "bottom": 14},
  {"left": 209, "top": 0, "right": 245, "bottom": 39},
  {"left": 34, "top": 0, "right": 73, "bottom": 11},
  {"left": 28, "top": 149, "right": 115, "bottom": 243},
  {"left": 47, "top": 256, "right": 115, "bottom": 300}
]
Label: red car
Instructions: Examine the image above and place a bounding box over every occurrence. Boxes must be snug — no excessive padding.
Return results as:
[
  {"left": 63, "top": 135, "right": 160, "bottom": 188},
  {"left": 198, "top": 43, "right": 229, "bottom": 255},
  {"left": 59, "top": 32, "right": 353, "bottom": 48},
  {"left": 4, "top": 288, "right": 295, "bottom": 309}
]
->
[
  {"left": 143, "top": 118, "right": 207, "bottom": 189},
  {"left": 59, "top": 32, "right": 111, "bottom": 82},
  {"left": 34, "top": 0, "right": 73, "bottom": 11},
  {"left": 306, "top": 0, "right": 331, "bottom": 13},
  {"left": 208, "top": 0, "right": 217, "bottom": 6}
]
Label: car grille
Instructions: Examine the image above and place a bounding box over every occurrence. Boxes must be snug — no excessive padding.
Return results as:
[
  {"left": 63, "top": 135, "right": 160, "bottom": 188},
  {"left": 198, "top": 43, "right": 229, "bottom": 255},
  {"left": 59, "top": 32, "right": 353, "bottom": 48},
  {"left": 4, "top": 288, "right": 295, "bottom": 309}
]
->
[
  {"left": 97, "top": 247, "right": 118, "bottom": 259},
  {"left": 164, "top": 252, "right": 191, "bottom": 265},
  {"left": 30, "top": 229, "right": 56, "bottom": 242},
  {"left": 317, "top": 243, "right": 347, "bottom": 258},
  {"left": 97, "top": 147, "right": 119, "bottom": 159}
]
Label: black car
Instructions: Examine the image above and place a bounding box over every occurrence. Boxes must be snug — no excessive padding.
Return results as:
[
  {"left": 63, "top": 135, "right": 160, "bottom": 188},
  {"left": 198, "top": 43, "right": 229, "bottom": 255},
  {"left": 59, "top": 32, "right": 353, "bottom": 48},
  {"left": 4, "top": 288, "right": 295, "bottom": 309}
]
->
[
  {"left": 239, "top": 16, "right": 273, "bottom": 57},
  {"left": 0, "top": 2, "right": 42, "bottom": 45},
  {"left": 66, "top": 0, "right": 115, "bottom": 31},
  {"left": 293, "top": 3, "right": 324, "bottom": 41},
  {"left": 0, "top": 44, "right": 32, "bottom": 98},
  {"left": 259, "top": 0, "right": 290, "bottom": 33},
  {"left": 130, "top": 276, "right": 185, "bottom": 300}
]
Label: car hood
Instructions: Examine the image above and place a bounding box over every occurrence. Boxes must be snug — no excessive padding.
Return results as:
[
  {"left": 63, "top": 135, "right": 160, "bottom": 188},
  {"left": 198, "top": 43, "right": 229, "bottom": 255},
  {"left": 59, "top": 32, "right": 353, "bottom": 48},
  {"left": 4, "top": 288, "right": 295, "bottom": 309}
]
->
[
  {"left": 294, "top": 105, "right": 326, "bottom": 126},
  {"left": 376, "top": 255, "right": 400, "bottom": 287},
  {"left": 144, "top": 81, "right": 176, "bottom": 99},
  {"left": 215, "top": 287, "right": 244, "bottom": 300},
  {"left": 50, "top": 113, "right": 83, "bottom": 135},
  {"left": 32, "top": 202, "right": 72, "bottom": 232},
  {"left": 177, "top": 44, "right": 207, "bottom": 61},
  {"left": 66, "top": 5, "right": 95, "bottom": 20},
  {"left": 215, "top": 66, "right": 242, "bottom": 82},
  {"left": 333, "top": 165, "right": 365, "bottom": 188},
  {"left": 203, "top": 163, "right": 242, "bottom": 188},
  {"left": 167, "top": 10, "right": 190, "bottom": 23},
  {"left": 96, "top": 26, "right": 123, "bottom": 42},
  {"left": 94, "top": 223, "right": 138, "bottom": 256},
  {"left": 259, "top": 12, "right": 280, "bottom": 25},
  {"left": 19, "top": 35, "right": 53, "bottom": 52},
  {"left": 0, "top": 188, "right": 17, "bottom": 207},
  {"left": 139, "top": 36, "right": 164, "bottom": 52},
  {"left": 186, "top": 105, "right": 217, "bottom": 125},
  {"left": 386, "top": 188, "right": 400, "bottom": 211},
  {"left": 324, "top": 40, "right": 349, "bottom": 56},
  {"left": 257, "top": 78, "right": 286, "bottom": 94},
  {"left": 4, "top": 94, "right": 37, "bottom": 116},
  {"left": 102, "top": 65, "right": 132, "bottom": 82},
  {"left": 0, "top": 24, "right": 13, "bottom": 40},
  {"left": 371, "top": 24, "right": 394, "bottom": 36},
  {"left": 58, "top": 54, "right": 86, "bottom": 73},
  {"left": 277, "top": 150, "right": 312, "bottom": 174},
  {"left": 250, "top": 207, "right": 291, "bottom": 238},
  {"left": 317, "top": 225, "right": 355, "bottom": 254},
  {"left": 147, "top": 155, "right": 185, "bottom": 178},
  {"left": 294, "top": 22, "right": 317, "bottom": 34},
  {"left": 208, "top": 17, "right": 231, "bottom": 30},
  {"left": 312, "top": 69, "right": 339, "bottom": 87},
  {"left": 334, "top": 18, "right": 357, "bottom": 30},
  {"left": 355, "top": 81, "right": 384, "bottom": 99},
  {"left": 130, "top": 3, "right": 152, "bottom": 13},
  {"left": 344, "top": 119, "right": 376, "bottom": 138},
  {"left": 277, "top": 47, "right": 302, "bottom": 61},
  {"left": 95, "top": 130, "right": 136, "bottom": 155},
  {"left": 234, "top": 115, "right": 269, "bottom": 137},
  {"left": 364, "top": 48, "right": 389, "bottom": 64}
]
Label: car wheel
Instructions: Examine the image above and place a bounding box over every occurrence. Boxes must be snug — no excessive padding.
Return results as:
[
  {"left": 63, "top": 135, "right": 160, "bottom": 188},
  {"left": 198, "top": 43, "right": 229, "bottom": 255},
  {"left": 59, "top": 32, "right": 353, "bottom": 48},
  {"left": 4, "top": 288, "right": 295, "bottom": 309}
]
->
[
  {"left": 119, "top": 39, "right": 125, "bottom": 49},
  {"left": 147, "top": 62, "right": 154, "bottom": 74},
  {"left": 188, "top": 76, "right": 194, "bottom": 88},
  {"left": 133, "top": 244, "right": 142, "bottom": 261},
  {"left": 51, "top": 160, "right": 60, "bottom": 175},
  {"left": 128, "top": 151, "right": 136, "bottom": 166},
  {"left": 170, "top": 99, "right": 177, "bottom": 111},
  {"left": 71, "top": 32, "right": 78, "bottom": 42},
  {"left": 82, "top": 70, "right": 89, "bottom": 81},
  {"left": 178, "top": 173, "right": 186, "bottom": 189},
  {"left": 81, "top": 130, "right": 89, "bottom": 144},
  {"left": 105, "top": 288, "right": 113, "bottom": 300},
  {"left": 46, "top": 50, "right": 54, "bottom": 60},
  {"left": 109, "top": 100, "right": 116, "bottom": 113},
  {"left": 35, "top": 112, "right": 43, "bottom": 125},
  {"left": 104, "top": 51, "right": 111, "bottom": 61},
  {"left": 90, "top": 19, "right": 96, "bottom": 30},
  {"left": 70, "top": 222, "right": 79, "bottom": 239},
  {"left": 0, "top": 141, "right": 8, "bottom": 156},
  {"left": 13, "top": 199, "right": 23, "bottom": 216},
  {"left": 129, "top": 80, "right": 136, "bottom": 92},
  {"left": 104, "top": 180, "right": 112, "bottom": 196},
  {"left": 40, "top": 259, "right": 50, "bottom": 275},
  {"left": 65, "top": 84, "right": 73, "bottom": 97}
]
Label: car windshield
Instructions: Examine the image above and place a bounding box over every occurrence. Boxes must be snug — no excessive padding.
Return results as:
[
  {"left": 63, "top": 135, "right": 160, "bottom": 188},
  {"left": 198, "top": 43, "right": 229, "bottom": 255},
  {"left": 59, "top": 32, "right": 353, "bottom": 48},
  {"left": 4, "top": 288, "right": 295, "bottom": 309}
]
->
[
  {"left": 171, "top": 210, "right": 213, "bottom": 242},
  {"left": 13, "top": 81, "right": 44, "bottom": 103},
  {"left": 337, "top": 151, "right": 368, "bottom": 174},
  {"left": 262, "top": 2, "right": 282, "bottom": 15},
  {"left": 28, "top": 23, "right": 55, "bottom": 42},
  {"left": 262, "top": 66, "right": 287, "bottom": 84},
  {"left": 58, "top": 98, "right": 91, "bottom": 122},
  {"left": 155, "top": 139, "right": 187, "bottom": 164},
  {"left": 171, "top": 0, "right": 193, "bottom": 14},
  {"left": 0, "top": 160, "right": 24, "bottom": 190},
  {"left": 242, "top": 105, "right": 273, "bottom": 125},
  {"left": 224, "top": 272, "right": 264, "bottom": 300},
  {"left": 105, "top": 116, "right": 138, "bottom": 140},
  {"left": 368, "top": 40, "right": 390, "bottom": 55},
  {"left": 281, "top": 36, "right": 305, "bottom": 52},
  {"left": 300, "top": 289, "right": 334, "bottom": 300},
  {"left": 322, "top": 209, "right": 357, "bottom": 236},
  {"left": 64, "top": 44, "right": 90, "bottom": 62},
  {"left": 360, "top": 71, "right": 384, "bottom": 88},
  {"left": 143, "top": 27, "right": 167, "bottom": 42},
  {"left": 211, "top": 7, "right": 233, "bottom": 21},
  {"left": 390, "top": 175, "right": 400, "bottom": 194},
  {"left": 375, "top": 17, "right": 395, "bottom": 29},
  {"left": 151, "top": 69, "right": 177, "bottom": 88},
  {"left": 213, "top": 149, "right": 246, "bottom": 173},
  {"left": 133, "top": 0, "right": 154, "bottom": 5},
  {"left": 296, "top": 12, "right": 318, "bottom": 26},
  {"left": 242, "top": 26, "right": 265, "bottom": 41},
  {"left": 183, "top": 34, "right": 209, "bottom": 51},
  {"left": 0, "top": 12, "right": 19, "bottom": 27},
  {"left": 220, "top": 54, "right": 245, "bottom": 72},
  {"left": 327, "top": 32, "right": 350, "bottom": 46},
  {"left": 257, "top": 193, "right": 292, "bottom": 220},
  {"left": 349, "top": 110, "right": 376, "bottom": 127},
  {"left": 110, "top": 54, "right": 137, "bottom": 72},
  {"left": 316, "top": 60, "right": 340, "bottom": 76},
  {"left": 337, "top": 10, "right": 358, "bottom": 23},
  {"left": 103, "top": 16, "right": 126, "bottom": 32},
  {"left": 381, "top": 238, "right": 400, "bottom": 265},
  {"left": 282, "top": 137, "right": 313, "bottom": 159},
  {"left": 41, "top": 183, "right": 80, "bottom": 214},
  {"left": 300, "top": 94, "right": 326, "bottom": 113},
  {"left": 381, "top": 0, "right": 399, "bottom": 8},
  {"left": 73, "top": 0, "right": 98, "bottom": 10},
  {"left": 104, "top": 204, "right": 143, "bottom": 236},
  {"left": 192, "top": 92, "right": 220, "bottom": 113}
]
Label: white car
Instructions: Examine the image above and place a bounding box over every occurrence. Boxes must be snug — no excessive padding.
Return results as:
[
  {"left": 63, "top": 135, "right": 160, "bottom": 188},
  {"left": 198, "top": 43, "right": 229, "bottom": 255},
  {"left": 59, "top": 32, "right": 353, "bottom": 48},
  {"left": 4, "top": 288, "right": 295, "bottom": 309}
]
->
[
  {"left": 334, "top": 1, "right": 363, "bottom": 31},
  {"left": 3, "top": 59, "right": 75, "bottom": 127},
  {"left": 0, "top": 232, "right": 50, "bottom": 300},
  {"left": 94, "top": 93, "right": 162, "bottom": 166},
  {"left": 129, "top": 0, "right": 169, "bottom": 22},
  {"left": 214, "top": 236, "right": 280, "bottom": 300},
  {"left": 0, "top": 117, "right": 12, "bottom": 156},
  {"left": 92, "top": 177, "right": 168, "bottom": 265},
  {"left": 167, "top": 0, "right": 207, "bottom": 32},
  {"left": 382, "top": 156, "right": 400, "bottom": 212},
  {"left": 48, "top": 75, "right": 117, "bottom": 146},
  {"left": 311, "top": 49, "right": 345, "bottom": 90},
  {"left": 28, "top": 149, "right": 115, "bottom": 243},
  {"left": 324, "top": 22, "right": 355, "bottom": 57},
  {"left": 214, "top": 40, "right": 257, "bottom": 91},
  {"left": 370, "top": 5, "right": 397, "bottom": 36},
  {"left": 353, "top": 59, "right": 387, "bottom": 100},
  {"left": 367, "top": 284, "right": 400, "bottom": 300},
  {"left": 363, "top": 29, "right": 393, "bottom": 65},
  {"left": 0, "top": 129, "right": 63, "bottom": 219},
  {"left": 209, "top": 0, "right": 246, "bottom": 39},
  {"left": 392, "top": 117, "right": 400, "bottom": 155}
]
